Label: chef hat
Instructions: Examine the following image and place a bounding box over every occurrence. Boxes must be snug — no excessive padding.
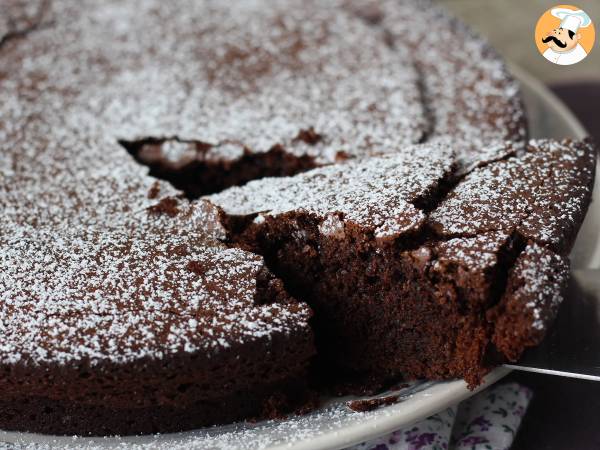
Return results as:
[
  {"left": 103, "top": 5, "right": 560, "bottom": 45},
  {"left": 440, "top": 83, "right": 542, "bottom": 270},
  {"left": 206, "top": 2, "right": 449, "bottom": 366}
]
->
[{"left": 551, "top": 8, "right": 592, "bottom": 33}]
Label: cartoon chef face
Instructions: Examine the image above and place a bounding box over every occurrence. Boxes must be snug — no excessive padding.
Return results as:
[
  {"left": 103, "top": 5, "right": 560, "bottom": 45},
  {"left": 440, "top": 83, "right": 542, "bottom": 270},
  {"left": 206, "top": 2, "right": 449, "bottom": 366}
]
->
[
  {"left": 538, "top": 7, "right": 594, "bottom": 66},
  {"left": 542, "top": 27, "right": 581, "bottom": 53},
  {"left": 542, "top": 8, "right": 591, "bottom": 53}
]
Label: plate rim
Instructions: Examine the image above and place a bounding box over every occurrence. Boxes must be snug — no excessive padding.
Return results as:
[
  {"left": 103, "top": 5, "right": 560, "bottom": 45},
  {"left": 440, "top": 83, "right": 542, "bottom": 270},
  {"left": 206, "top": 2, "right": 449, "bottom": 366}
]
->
[{"left": 509, "top": 64, "right": 587, "bottom": 140}]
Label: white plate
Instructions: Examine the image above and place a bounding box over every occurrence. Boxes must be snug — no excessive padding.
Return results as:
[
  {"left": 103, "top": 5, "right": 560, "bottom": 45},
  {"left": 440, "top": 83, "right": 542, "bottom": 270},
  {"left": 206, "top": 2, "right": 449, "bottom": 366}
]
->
[{"left": 2, "top": 66, "right": 598, "bottom": 450}]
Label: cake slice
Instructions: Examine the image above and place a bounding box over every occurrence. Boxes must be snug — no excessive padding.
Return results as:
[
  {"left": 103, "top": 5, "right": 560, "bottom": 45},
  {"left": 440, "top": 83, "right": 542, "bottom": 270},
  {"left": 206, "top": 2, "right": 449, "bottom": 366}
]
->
[
  {"left": 0, "top": 202, "right": 314, "bottom": 435},
  {"left": 207, "top": 139, "right": 595, "bottom": 387}
]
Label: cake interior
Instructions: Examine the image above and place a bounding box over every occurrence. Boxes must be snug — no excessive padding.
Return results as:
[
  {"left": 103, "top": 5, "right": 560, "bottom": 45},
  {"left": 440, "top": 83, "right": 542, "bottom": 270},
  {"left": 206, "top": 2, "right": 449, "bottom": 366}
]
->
[
  {"left": 123, "top": 145, "right": 532, "bottom": 389},
  {"left": 120, "top": 137, "right": 321, "bottom": 198},
  {"left": 221, "top": 211, "right": 528, "bottom": 389}
]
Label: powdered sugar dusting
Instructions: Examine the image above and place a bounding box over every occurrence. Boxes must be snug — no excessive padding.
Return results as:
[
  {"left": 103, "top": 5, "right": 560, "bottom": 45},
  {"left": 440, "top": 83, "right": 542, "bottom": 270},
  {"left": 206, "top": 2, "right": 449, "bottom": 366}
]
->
[
  {"left": 0, "top": 0, "right": 48, "bottom": 45},
  {"left": 7, "top": 0, "right": 426, "bottom": 168},
  {"left": 434, "top": 232, "right": 511, "bottom": 272},
  {"left": 507, "top": 243, "right": 569, "bottom": 331},
  {"left": 348, "top": 0, "right": 528, "bottom": 168},
  {"left": 208, "top": 142, "right": 455, "bottom": 239},
  {"left": 429, "top": 139, "right": 596, "bottom": 252},
  {"left": 0, "top": 204, "right": 311, "bottom": 366},
  {"left": 0, "top": 0, "right": 595, "bottom": 438}
]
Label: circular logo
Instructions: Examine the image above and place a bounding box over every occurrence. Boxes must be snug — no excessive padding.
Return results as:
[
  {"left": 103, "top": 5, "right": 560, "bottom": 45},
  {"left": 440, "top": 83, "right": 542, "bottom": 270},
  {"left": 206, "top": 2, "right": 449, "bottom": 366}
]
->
[{"left": 535, "top": 5, "right": 595, "bottom": 65}]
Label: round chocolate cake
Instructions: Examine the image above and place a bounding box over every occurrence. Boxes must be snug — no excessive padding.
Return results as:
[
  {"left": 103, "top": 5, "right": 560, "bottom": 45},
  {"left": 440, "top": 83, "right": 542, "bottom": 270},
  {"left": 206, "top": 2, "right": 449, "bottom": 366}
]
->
[{"left": 0, "top": 0, "right": 596, "bottom": 436}]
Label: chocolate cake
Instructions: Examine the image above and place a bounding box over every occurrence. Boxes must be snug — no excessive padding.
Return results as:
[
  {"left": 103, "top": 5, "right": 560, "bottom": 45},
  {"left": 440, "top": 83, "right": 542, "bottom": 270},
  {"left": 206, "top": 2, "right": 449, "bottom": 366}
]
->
[
  {"left": 0, "top": 0, "right": 596, "bottom": 437},
  {"left": 207, "top": 139, "right": 595, "bottom": 386},
  {"left": 102, "top": 0, "right": 426, "bottom": 197},
  {"left": 0, "top": 204, "right": 314, "bottom": 435}
]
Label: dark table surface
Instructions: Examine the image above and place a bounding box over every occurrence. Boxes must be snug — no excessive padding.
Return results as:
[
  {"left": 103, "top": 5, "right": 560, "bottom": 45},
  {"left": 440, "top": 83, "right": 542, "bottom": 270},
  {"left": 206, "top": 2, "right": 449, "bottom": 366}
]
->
[{"left": 510, "top": 83, "right": 600, "bottom": 450}]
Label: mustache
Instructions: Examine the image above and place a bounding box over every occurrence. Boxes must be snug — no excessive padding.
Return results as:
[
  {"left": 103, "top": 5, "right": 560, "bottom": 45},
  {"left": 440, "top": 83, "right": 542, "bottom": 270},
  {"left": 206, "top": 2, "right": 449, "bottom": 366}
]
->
[{"left": 542, "top": 35, "right": 567, "bottom": 48}]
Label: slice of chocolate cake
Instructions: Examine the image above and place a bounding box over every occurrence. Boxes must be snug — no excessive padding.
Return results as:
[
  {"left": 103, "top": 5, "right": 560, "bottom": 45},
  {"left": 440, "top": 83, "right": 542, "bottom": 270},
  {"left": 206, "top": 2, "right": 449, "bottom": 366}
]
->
[
  {"left": 207, "top": 139, "right": 595, "bottom": 387},
  {"left": 429, "top": 140, "right": 596, "bottom": 254},
  {"left": 0, "top": 202, "right": 314, "bottom": 435}
]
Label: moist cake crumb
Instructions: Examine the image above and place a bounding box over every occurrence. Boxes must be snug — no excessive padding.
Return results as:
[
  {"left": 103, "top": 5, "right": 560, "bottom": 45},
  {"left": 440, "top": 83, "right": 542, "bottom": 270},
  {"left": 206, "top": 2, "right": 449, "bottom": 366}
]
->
[
  {"left": 347, "top": 395, "right": 401, "bottom": 412},
  {"left": 208, "top": 139, "right": 595, "bottom": 387}
]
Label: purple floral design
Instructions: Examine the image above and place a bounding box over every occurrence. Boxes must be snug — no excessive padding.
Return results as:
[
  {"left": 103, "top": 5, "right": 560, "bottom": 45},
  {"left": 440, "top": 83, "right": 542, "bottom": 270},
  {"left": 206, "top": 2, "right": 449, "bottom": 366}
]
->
[
  {"left": 349, "top": 407, "right": 455, "bottom": 450},
  {"left": 453, "top": 383, "right": 532, "bottom": 450},
  {"left": 470, "top": 416, "right": 493, "bottom": 432},
  {"left": 348, "top": 383, "right": 531, "bottom": 450},
  {"left": 372, "top": 445, "right": 390, "bottom": 450},
  {"left": 405, "top": 430, "right": 435, "bottom": 449},
  {"left": 513, "top": 405, "right": 526, "bottom": 418},
  {"left": 459, "top": 435, "right": 490, "bottom": 445}
]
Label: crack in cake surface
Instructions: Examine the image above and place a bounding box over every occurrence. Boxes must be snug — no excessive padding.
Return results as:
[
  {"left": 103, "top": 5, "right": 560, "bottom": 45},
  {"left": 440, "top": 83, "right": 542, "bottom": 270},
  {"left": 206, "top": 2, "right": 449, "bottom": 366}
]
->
[
  {"left": 347, "top": 0, "right": 528, "bottom": 169},
  {"left": 120, "top": 137, "right": 322, "bottom": 198},
  {"left": 0, "top": 0, "right": 51, "bottom": 51}
]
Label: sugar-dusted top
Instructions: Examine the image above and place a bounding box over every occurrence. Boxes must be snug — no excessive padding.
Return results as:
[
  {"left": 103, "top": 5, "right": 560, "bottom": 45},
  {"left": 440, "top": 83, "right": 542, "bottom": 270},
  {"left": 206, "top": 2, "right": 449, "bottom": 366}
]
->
[
  {"left": 0, "top": 0, "right": 47, "bottom": 43},
  {"left": 0, "top": 0, "right": 594, "bottom": 373},
  {"left": 0, "top": 0, "right": 432, "bottom": 231},
  {"left": 2, "top": 0, "right": 426, "bottom": 167},
  {"left": 347, "top": 0, "right": 528, "bottom": 169},
  {"left": 434, "top": 231, "right": 511, "bottom": 273},
  {"left": 208, "top": 143, "right": 456, "bottom": 240},
  {"left": 429, "top": 139, "right": 596, "bottom": 252},
  {"left": 0, "top": 203, "right": 311, "bottom": 366},
  {"left": 0, "top": 0, "right": 425, "bottom": 369}
]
